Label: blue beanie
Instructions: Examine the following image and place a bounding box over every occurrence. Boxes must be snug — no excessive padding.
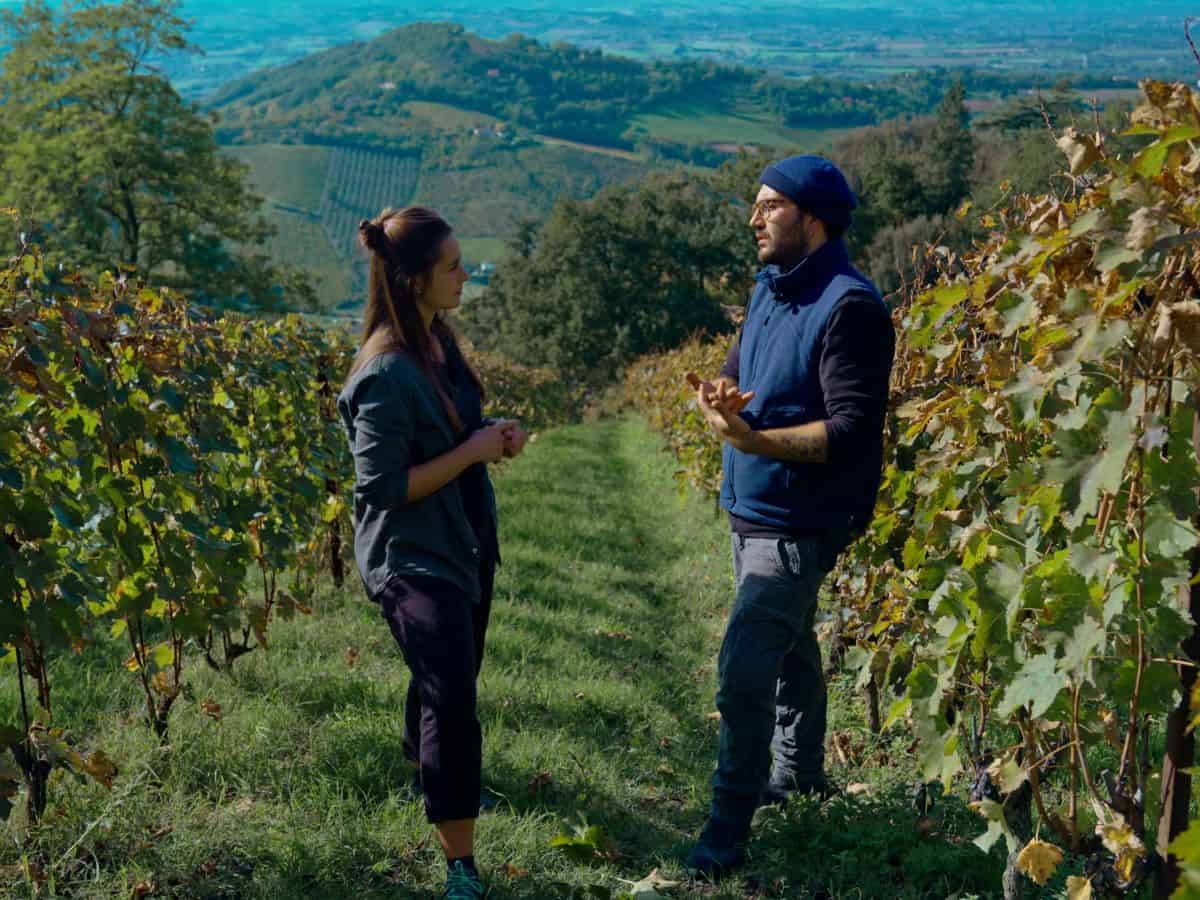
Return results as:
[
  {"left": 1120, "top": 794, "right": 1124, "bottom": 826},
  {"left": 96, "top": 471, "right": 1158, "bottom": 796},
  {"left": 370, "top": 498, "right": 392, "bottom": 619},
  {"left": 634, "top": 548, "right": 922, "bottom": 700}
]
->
[{"left": 760, "top": 154, "right": 857, "bottom": 229}]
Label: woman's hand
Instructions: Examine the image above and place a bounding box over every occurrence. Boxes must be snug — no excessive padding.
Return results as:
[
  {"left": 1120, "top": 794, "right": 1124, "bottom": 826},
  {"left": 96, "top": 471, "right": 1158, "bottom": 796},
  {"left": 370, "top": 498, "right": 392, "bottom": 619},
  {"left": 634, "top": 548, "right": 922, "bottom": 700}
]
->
[
  {"left": 464, "top": 424, "right": 510, "bottom": 464},
  {"left": 499, "top": 420, "right": 528, "bottom": 458}
]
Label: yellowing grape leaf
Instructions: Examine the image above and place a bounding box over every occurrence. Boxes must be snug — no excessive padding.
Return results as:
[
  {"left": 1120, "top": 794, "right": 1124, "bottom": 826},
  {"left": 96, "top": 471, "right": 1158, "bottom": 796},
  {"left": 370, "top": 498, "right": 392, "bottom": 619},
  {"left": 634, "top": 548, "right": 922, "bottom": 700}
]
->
[
  {"left": 1125, "top": 204, "right": 1167, "bottom": 251},
  {"left": 1067, "top": 875, "right": 1093, "bottom": 900},
  {"left": 149, "top": 671, "right": 175, "bottom": 697},
  {"left": 1016, "top": 839, "right": 1063, "bottom": 885},
  {"left": 1056, "top": 128, "right": 1102, "bottom": 175},
  {"left": 1099, "top": 821, "right": 1144, "bottom": 883},
  {"left": 81, "top": 750, "right": 118, "bottom": 789},
  {"left": 625, "top": 869, "right": 680, "bottom": 899}
]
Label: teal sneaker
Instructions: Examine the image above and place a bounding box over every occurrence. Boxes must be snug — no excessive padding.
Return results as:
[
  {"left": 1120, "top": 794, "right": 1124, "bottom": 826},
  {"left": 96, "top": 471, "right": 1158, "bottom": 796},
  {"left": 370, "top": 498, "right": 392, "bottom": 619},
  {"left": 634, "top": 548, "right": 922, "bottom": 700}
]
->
[{"left": 442, "top": 860, "right": 485, "bottom": 899}]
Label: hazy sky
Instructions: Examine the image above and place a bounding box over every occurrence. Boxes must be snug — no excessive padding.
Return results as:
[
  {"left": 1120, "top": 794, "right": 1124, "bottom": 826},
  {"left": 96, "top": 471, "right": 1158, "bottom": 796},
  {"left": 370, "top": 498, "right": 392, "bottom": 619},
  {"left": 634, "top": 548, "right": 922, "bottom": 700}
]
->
[{"left": 1, "top": 0, "right": 1195, "bottom": 96}]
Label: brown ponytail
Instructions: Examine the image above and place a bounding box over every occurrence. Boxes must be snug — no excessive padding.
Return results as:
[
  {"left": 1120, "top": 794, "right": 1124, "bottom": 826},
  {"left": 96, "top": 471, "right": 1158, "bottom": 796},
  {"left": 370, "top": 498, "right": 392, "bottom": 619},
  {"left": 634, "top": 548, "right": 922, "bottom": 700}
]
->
[{"left": 347, "top": 207, "right": 482, "bottom": 434}]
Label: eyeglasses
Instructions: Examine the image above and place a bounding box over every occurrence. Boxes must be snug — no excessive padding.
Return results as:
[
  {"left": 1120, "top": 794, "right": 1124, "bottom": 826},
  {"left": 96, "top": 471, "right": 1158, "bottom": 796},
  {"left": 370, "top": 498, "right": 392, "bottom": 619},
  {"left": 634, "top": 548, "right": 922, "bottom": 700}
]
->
[{"left": 749, "top": 198, "right": 792, "bottom": 222}]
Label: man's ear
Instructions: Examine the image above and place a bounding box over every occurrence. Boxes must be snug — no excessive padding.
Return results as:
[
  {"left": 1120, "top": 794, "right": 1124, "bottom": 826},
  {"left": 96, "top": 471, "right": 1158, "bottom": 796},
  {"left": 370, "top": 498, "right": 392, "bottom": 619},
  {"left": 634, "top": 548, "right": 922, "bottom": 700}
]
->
[{"left": 806, "top": 212, "right": 828, "bottom": 246}]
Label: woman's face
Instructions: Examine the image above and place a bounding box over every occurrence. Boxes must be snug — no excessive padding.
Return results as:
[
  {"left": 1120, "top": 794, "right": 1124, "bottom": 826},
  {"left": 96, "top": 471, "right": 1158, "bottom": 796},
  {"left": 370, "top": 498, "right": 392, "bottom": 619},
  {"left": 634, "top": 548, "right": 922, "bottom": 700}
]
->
[{"left": 416, "top": 235, "right": 470, "bottom": 316}]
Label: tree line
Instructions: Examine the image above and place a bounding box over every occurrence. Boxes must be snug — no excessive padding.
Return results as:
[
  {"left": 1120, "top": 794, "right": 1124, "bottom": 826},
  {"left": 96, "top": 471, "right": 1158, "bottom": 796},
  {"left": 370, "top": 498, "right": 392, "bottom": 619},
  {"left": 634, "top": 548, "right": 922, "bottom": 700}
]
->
[
  {"left": 0, "top": 0, "right": 312, "bottom": 311},
  {"left": 461, "top": 80, "right": 1141, "bottom": 380},
  {"left": 209, "top": 21, "right": 1114, "bottom": 154}
]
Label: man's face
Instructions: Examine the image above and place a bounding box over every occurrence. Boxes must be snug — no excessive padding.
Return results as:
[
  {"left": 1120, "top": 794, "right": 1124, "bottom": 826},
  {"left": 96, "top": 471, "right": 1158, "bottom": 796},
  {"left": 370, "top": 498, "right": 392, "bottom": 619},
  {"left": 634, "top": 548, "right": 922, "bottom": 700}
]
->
[{"left": 749, "top": 184, "right": 812, "bottom": 268}]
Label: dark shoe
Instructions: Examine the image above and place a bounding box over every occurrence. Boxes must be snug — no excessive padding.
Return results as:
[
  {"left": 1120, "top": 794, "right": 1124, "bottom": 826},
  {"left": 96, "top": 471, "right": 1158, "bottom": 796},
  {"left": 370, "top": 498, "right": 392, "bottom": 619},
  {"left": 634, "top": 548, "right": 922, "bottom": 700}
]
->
[
  {"left": 760, "top": 774, "right": 836, "bottom": 808},
  {"left": 442, "top": 860, "right": 485, "bottom": 899},
  {"left": 684, "top": 818, "right": 749, "bottom": 880}
]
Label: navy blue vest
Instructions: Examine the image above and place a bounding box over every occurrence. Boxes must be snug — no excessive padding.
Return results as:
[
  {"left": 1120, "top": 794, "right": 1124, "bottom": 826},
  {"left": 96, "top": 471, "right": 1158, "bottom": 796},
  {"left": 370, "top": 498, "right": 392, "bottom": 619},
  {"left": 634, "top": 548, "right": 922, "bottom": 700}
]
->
[{"left": 719, "top": 239, "right": 885, "bottom": 532}]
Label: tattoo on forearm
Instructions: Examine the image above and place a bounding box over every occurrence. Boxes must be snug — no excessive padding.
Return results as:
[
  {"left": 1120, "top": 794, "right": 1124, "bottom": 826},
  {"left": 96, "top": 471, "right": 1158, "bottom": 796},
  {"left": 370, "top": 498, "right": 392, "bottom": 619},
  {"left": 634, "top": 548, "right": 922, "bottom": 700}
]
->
[{"left": 776, "top": 431, "right": 826, "bottom": 463}]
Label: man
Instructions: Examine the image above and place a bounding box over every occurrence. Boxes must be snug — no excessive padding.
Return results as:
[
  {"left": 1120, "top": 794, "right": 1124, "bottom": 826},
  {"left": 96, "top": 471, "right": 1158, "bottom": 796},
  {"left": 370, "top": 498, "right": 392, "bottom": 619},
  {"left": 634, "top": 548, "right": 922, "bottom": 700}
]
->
[{"left": 684, "top": 154, "right": 895, "bottom": 878}]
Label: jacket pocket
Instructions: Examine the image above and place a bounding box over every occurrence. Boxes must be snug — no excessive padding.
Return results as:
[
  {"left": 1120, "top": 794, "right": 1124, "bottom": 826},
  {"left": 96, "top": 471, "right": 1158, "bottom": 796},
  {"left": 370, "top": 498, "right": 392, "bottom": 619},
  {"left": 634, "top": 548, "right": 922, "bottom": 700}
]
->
[
  {"left": 754, "top": 405, "right": 812, "bottom": 500},
  {"left": 744, "top": 403, "right": 809, "bottom": 432}
]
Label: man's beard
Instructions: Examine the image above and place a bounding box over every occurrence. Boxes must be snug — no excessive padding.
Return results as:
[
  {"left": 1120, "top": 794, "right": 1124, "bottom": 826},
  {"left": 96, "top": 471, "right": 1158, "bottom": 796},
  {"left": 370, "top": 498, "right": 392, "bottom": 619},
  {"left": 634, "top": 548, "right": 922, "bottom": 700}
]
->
[{"left": 759, "top": 231, "right": 809, "bottom": 268}]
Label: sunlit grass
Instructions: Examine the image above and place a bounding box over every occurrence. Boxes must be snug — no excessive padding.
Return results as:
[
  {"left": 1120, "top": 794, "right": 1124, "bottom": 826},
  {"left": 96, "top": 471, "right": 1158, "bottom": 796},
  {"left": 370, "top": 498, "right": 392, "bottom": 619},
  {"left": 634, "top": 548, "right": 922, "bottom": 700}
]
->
[{"left": 0, "top": 420, "right": 1006, "bottom": 899}]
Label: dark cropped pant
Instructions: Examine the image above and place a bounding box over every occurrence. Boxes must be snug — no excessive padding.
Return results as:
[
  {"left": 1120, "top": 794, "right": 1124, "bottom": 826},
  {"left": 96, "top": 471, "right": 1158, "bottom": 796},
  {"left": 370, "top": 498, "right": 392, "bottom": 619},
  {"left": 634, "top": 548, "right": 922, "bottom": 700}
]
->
[{"left": 377, "top": 556, "right": 495, "bottom": 824}]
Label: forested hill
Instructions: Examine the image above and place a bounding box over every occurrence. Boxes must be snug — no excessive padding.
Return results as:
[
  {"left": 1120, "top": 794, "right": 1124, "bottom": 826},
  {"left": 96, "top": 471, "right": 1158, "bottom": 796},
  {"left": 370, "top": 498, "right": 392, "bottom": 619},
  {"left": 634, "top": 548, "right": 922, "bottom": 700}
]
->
[{"left": 208, "top": 21, "right": 1078, "bottom": 153}]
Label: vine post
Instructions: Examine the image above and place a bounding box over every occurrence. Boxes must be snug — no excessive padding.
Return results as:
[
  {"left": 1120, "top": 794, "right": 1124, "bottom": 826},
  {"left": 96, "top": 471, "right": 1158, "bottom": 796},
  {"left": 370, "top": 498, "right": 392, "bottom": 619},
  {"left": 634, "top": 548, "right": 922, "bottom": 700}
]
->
[{"left": 1153, "top": 403, "right": 1200, "bottom": 899}]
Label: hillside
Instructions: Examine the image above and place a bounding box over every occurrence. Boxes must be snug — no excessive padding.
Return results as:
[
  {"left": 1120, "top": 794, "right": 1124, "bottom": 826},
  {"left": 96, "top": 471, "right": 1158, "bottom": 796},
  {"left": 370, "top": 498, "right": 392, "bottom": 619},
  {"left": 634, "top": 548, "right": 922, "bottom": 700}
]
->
[
  {"left": 225, "top": 136, "right": 645, "bottom": 311},
  {"left": 207, "top": 22, "right": 968, "bottom": 151},
  {"left": 207, "top": 23, "right": 1013, "bottom": 311},
  {"left": 208, "top": 23, "right": 1146, "bottom": 311},
  {"left": 158, "top": 1, "right": 1183, "bottom": 100}
]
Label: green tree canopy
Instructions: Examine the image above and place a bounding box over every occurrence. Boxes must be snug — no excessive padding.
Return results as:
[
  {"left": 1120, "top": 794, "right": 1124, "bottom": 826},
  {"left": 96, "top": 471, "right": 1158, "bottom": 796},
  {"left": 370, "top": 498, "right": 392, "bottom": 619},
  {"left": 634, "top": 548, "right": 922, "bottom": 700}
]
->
[
  {"left": 923, "top": 79, "right": 975, "bottom": 212},
  {"left": 462, "top": 166, "right": 757, "bottom": 381},
  {"left": 0, "top": 0, "right": 312, "bottom": 310}
]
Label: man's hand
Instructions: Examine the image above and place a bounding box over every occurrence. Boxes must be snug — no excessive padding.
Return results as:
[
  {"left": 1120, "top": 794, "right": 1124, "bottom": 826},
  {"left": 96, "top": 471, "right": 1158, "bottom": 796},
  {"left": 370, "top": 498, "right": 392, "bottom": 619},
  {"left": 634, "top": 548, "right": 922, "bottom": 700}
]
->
[
  {"left": 687, "top": 373, "right": 755, "bottom": 448},
  {"left": 685, "top": 372, "right": 755, "bottom": 415}
]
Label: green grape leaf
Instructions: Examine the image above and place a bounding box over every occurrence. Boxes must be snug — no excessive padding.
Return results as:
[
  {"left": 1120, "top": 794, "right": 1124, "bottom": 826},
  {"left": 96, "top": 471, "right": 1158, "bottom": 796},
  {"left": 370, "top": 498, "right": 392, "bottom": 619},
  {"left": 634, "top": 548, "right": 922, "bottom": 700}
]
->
[
  {"left": 1113, "top": 659, "right": 1180, "bottom": 712},
  {"left": 1066, "top": 402, "right": 1140, "bottom": 529},
  {"left": 151, "top": 643, "right": 175, "bottom": 669},
  {"left": 998, "top": 652, "right": 1064, "bottom": 719},
  {"left": 1143, "top": 504, "right": 1200, "bottom": 559},
  {"left": 1058, "top": 617, "right": 1106, "bottom": 684},
  {"left": 1133, "top": 125, "right": 1200, "bottom": 177}
]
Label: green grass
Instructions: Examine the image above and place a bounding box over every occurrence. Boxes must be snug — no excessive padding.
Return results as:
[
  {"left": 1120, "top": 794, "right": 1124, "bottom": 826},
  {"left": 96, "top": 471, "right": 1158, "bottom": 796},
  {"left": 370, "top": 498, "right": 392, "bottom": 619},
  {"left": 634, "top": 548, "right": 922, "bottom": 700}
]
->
[
  {"left": 403, "top": 101, "right": 504, "bottom": 131},
  {"left": 0, "top": 419, "right": 1007, "bottom": 898},
  {"left": 535, "top": 135, "right": 644, "bottom": 162},
  {"left": 632, "top": 106, "right": 837, "bottom": 151},
  {"left": 226, "top": 144, "right": 331, "bottom": 212},
  {"left": 257, "top": 206, "right": 355, "bottom": 310},
  {"left": 410, "top": 143, "right": 646, "bottom": 244},
  {"left": 459, "top": 237, "right": 509, "bottom": 266}
]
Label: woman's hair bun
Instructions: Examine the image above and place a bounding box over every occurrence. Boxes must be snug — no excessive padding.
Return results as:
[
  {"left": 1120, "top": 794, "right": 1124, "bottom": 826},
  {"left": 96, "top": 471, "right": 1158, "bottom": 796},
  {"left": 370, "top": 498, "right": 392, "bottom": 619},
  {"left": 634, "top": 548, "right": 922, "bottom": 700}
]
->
[{"left": 358, "top": 219, "right": 384, "bottom": 252}]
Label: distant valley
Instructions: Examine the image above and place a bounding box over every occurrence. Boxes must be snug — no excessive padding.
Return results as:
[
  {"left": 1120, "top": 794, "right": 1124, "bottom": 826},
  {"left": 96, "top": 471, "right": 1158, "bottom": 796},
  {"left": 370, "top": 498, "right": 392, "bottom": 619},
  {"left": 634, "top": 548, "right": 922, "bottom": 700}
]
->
[
  {"left": 1, "top": 2, "right": 1188, "bottom": 311},
  {"left": 209, "top": 22, "right": 1145, "bottom": 310},
  {"left": 96, "top": 0, "right": 1200, "bottom": 99}
]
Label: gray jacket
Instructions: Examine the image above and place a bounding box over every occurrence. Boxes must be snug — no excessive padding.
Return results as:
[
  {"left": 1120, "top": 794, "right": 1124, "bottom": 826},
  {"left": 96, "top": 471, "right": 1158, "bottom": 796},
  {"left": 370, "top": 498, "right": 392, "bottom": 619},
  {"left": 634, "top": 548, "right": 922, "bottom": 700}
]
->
[{"left": 338, "top": 350, "right": 484, "bottom": 601}]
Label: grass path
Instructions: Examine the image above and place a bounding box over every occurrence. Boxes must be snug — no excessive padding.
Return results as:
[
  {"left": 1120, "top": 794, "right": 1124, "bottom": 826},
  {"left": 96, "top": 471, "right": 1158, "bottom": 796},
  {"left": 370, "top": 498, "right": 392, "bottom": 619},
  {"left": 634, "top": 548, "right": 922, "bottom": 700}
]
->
[{"left": 2, "top": 419, "right": 1006, "bottom": 899}]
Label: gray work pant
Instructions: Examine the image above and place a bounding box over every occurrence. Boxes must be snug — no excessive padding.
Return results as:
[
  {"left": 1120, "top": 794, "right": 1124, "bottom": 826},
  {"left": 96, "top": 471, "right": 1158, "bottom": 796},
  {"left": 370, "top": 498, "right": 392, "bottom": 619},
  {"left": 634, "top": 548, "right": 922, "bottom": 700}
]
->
[{"left": 709, "top": 531, "right": 847, "bottom": 828}]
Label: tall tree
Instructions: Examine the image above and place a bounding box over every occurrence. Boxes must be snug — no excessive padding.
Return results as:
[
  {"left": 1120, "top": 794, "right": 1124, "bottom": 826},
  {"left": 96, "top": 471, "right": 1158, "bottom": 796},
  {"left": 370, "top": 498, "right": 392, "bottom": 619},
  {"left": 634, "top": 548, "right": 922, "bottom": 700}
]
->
[
  {"left": 922, "top": 80, "right": 975, "bottom": 213},
  {"left": 0, "top": 0, "right": 313, "bottom": 310},
  {"left": 463, "top": 168, "right": 752, "bottom": 381}
]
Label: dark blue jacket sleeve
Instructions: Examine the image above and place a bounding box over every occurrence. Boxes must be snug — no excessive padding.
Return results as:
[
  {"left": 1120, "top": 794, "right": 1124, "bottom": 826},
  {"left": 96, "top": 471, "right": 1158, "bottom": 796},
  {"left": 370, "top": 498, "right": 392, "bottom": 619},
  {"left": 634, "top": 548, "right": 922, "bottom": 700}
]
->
[
  {"left": 820, "top": 294, "right": 895, "bottom": 460},
  {"left": 720, "top": 330, "right": 741, "bottom": 382}
]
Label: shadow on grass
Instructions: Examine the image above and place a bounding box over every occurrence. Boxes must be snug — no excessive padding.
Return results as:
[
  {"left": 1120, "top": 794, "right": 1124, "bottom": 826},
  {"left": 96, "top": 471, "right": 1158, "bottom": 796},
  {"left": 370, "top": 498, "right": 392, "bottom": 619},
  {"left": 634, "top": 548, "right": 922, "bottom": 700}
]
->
[{"left": 749, "top": 784, "right": 1007, "bottom": 899}]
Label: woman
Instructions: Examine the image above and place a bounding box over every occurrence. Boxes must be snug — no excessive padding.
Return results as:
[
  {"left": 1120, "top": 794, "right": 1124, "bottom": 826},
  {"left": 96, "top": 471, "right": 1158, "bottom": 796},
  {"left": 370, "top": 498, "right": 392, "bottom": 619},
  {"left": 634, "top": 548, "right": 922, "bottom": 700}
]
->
[{"left": 338, "top": 206, "right": 526, "bottom": 900}]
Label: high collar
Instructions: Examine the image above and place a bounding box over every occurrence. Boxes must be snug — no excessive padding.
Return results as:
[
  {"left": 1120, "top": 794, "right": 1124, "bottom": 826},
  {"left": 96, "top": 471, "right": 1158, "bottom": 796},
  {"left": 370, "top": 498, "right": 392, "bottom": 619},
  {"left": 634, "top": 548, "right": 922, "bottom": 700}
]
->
[{"left": 755, "top": 239, "right": 850, "bottom": 300}]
